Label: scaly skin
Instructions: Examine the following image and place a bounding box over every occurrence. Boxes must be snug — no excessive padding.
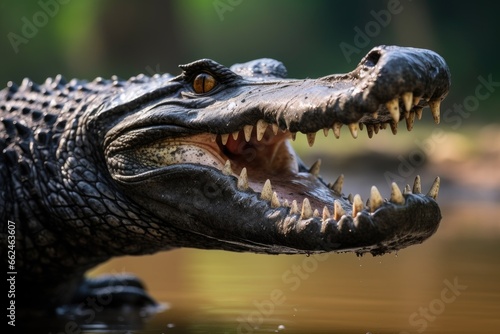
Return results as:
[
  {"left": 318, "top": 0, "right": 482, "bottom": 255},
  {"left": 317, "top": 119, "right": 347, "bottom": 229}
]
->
[{"left": 0, "top": 45, "right": 450, "bottom": 313}]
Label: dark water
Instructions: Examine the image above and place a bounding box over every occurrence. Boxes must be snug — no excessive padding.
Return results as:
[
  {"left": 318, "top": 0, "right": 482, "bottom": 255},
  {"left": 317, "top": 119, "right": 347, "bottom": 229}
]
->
[{"left": 38, "top": 204, "right": 495, "bottom": 334}]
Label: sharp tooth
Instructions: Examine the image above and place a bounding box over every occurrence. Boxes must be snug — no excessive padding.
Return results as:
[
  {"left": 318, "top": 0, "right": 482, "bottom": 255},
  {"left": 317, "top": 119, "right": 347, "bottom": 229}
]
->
[
  {"left": 359, "top": 123, "right": 364, "bottom": 131},
  {"left": 260, "top": 179, "right": 273, "bottom": 201},
  {"left": 237, "top": 167, "right": 249, "bottom": 190},
  {"left": 373, "top": 123, "right": 380, "bottom": 134},
  {"left": 323, "top": 128, "right": 329, "bottom": 137},
  {"left": 232, "top": 131, "right": 240, "bottom": 140},
  {"left": 366, "top": 124, "right": 374, "bottom": 138},
  {"left": 332, "top": 122, "right": 342, "bottom": 139},
  {"left": 221, "top": 133, "right": 229, "bottom": 145},
  {"left": 413, "top": 96, "right": 422, "bottom": 106},
  {"left": 309, "top": 159, "right": 321, "bottom": 176},
  {"left": 283, "top": 199, "right": 289, "bottom": 207},
  {"left": 429, "top": 100, "right": 441, "bottom": 124},
  {"left": 306, "top": 132, "right": 316, "bottom": 147},
  {"left": 386, "top": 98, "right": 400, "bottom": 123},
  {"left": 313, "top": 209, "right": 320, "bottom": 218},
  {"left": 333, "top": 200, "right": 345, "bottom": 220},
  {"left": 271, "top": 191, "right": 281, "bottom": 208},
  {"left": 415, "top": 106, "right": 423, "bottom": 120},
  {"left": 347, "top": 193, "right": 353, "bottom": 203},
  {"left": 243, "top": 125, "right": 253, "bottom": 142},
  {"left": 427, "top": 176, "right": 440, "bottom": 200},
  {"left": 222, "top": 160, "right": 232, "bottom": 175},
  {"left": 271, "top": 123, "right": 279, "bottom": 135},
  {"left": 390, "top": 121, "right": 398, "bottom": 135},
  {"left": 390, "top": 182, "right": 405, "bottom": 204},
  {"left": 291, "top": 132, "right": 297, "bottom": 141},
  {"left": 405, "top": 111, "right": 415, "bottom": 131},
  {"left": 300, "top": 198, "right": 313, "bottom": 219},
  {"left": 210, "top": 134, "right": 217, "bottom": 142},
  {"left": 403, "top": 184, "right": 412, "bottom": 194},
  {"left": 380, "top": 122, "right": 388, "bottom": 130},
  {"left": 352, "top": 194, "right": 364, "bottom": 217},
  {"left": 402, "top": 92, "right": 413, "bottom": 112},
  {"left": 290, "top": 200, "right": 299, "bottom": 214},
  {"left": 369, "top": 186, "right": 384, "bottom": 212},
  {"left": 348, "top": 123, "right": 358, "bottom": 139},
  {"left": 322, "top": 206, "right": 331, "bottom": 221},
  {"left": 331, "top": 174, "right": 344, "bottom": 194},
  {"left": 256, "top": 119, "right": 268, "bottom": 141},
  {"left": 413, "top": 175, "right": 422, "bottom": 193}
]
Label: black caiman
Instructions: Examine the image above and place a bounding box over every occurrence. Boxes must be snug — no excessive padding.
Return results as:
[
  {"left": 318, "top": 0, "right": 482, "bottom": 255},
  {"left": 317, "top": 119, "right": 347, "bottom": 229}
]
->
[{"left": 0, "top": 45, "right": 450, "bottom": 314}]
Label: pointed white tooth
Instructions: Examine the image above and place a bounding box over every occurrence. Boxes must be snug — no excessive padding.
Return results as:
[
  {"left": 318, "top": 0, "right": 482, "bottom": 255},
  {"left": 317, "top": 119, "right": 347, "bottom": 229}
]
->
[
  {"left": 333, "top": 200, "right": 345, "bottom": 220},
  {"left": 402, "top": 92, "right": 413, "bottom": 112},
  {"left": 222, "top": 160, "right": 232, "bottom": 175},
  {"left": 322, "top": 206, "right": 331, "bottom": 221},
  {"left": 290, "top": 200, "right": 299, "bottom": 214},
  {"left": 271, "top": 191, "right": 280, "bottom": 208},
  {"left": 331, "top": 174, "right": 344, "bottom": 194},
  {"left": 243, "top": 125, "right": 253, "bottom": 142},
  {"left": 369, "top": 186, "right": 384, "bottom": 212},
  {"left": 209, "top": 134, "right": 217, "bottom": 142},
  {"left": 260, "top": 179, "right": 273, "bottom": 201},
  {"left": 291, "top": 132, "right": 297, "bottom": 141},
  {"left": 413, "top": 96, "right": 422, "bottom": 106},
  {"left": 309, "top": 159, "right": 321, "bottom": 176},
  {"left": 237, "top": 167, "right": 249, "bottom": 190},
  {"left": 220, "top": 133, "right": 229, "bottom": 145},
  {"left": 390, "top": 121, "right": 398, "bottom": 135},
  {"left": 313, "top": 209, "right": 320, "bottom": 218},
  {"left": 352, "top": 194, "right": 363, "bottom": 217},
  {"left": 386, "top": 98, "right": 400, "bottom": 123},
  {"left": 256, "top": 119, "right": 268, "bottom": 141},
  {"left": 403, "top": 184, "right": 412, "bottom": 195},
  {"left": 300, "top": 198, "right": 313, "bottom": 219},
  {"left": 429, "top": 100, "right": 441, "bottom": 124},
  {"left": 232, "top": 131, "right": 240, "bottom": 140},
  {"left": 348, "top": 123, "right": 358, "bottom": 139},
  {"left": 406, "top": 111, "right": 415, "bottom": 131},
  {"left": 271, "top": 123, "right": 279, "bottom": 135},
  {"left": 332, "top": 122, "right": 342, "bottom": 139},
  {"left": 366, "top": 124, "right": 374, "bottom": 138},
  {"left": 415, "top": 107, "right": 423, "bottom": 120},
  {"left": 390, "top": 182, "right": 405, "bottom": 204},
  {"left": 283, "top": 199, "right": 289, "bottom": 207},
  {"left": 427, "top": 176, "right": 440, "bottom": 200},
  {"left": 323, "top": 128, "right": 329, "bottom": 137},
  {"left": 306, "top": 132, "right": 316, "bottom": 147},
  {"left": 413, "top": 175, "right": 422, "bottom": 193}
]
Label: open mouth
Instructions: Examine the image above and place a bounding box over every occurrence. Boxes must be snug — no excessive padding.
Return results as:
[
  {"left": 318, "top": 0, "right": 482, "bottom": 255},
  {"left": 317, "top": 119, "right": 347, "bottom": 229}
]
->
[{"left": 127, "top": 94, "right": 440, "bottom": 222}]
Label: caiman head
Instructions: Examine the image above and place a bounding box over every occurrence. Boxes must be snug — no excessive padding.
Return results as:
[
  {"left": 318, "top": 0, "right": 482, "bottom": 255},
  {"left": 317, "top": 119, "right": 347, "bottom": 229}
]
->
[{"left": 96, "top": 45, "right": 450, "bottom": 256}]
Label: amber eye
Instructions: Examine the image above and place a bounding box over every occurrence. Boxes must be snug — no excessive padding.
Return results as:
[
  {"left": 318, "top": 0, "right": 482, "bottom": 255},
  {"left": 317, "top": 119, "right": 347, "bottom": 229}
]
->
[{"left": 192, "top": 73, "right": 217, "bottom": 94}]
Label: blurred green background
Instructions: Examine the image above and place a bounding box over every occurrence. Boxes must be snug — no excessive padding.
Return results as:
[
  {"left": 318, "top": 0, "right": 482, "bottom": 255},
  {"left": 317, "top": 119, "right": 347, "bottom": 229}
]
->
[
  {"left": 2, "top": 1, "right": 499, "bottom": 333},
  {"left": 1, "top": 0, "right": 499, "bottom": 122}
]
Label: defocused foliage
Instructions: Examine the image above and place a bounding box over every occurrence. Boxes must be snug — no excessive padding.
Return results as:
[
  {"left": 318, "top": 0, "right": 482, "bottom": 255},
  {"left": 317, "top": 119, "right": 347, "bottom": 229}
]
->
[{"left": 0, "top": 0, "right": 498, "bottom": 121}]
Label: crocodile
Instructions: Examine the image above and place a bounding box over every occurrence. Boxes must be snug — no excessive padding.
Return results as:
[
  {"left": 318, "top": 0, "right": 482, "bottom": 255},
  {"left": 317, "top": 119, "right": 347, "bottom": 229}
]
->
[{"left": 0, "top": 45, "right": 450, "bottom": 314}]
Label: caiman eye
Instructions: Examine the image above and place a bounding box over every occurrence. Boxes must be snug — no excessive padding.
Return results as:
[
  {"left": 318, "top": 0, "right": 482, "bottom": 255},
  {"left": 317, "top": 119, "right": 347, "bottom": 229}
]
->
[{"left": 193, "top": 73, "right": 217, "bottom": 94}]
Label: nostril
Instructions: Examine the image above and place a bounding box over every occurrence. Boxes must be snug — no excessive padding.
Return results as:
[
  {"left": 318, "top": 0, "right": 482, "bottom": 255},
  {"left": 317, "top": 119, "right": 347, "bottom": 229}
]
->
[{"left": 364, "top": 50, "right": 382, "bottom": 67}]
